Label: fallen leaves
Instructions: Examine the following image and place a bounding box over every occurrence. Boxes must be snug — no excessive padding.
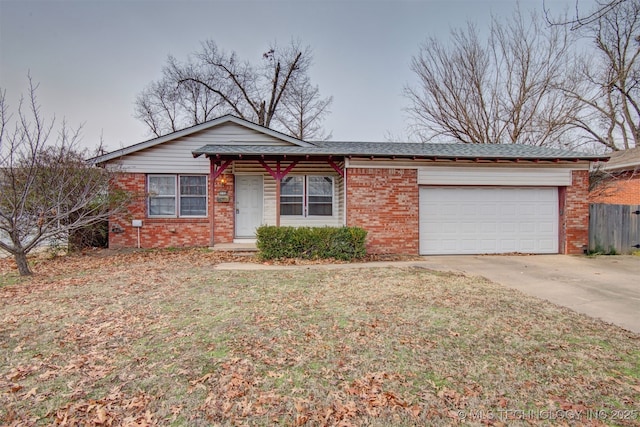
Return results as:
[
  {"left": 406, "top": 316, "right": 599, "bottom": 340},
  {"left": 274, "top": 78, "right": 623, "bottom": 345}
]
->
[
  {"left": 53, "top": 388, "right": 154, "bottom": 426},
  {"left": 1, "top": 249, "right": 639, "bottom": 426}
]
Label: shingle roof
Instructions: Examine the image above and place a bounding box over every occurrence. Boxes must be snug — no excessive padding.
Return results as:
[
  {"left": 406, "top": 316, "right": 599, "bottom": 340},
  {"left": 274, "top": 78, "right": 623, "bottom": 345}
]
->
[
  {"left": 89, "top": 114, "right": 608, "bottom": 164},
  {"left": 600, "top": 147, "right": 640, "bottom": 171},
  {"left": 192, "top": 141, "right": 608, "bottom": 161}
]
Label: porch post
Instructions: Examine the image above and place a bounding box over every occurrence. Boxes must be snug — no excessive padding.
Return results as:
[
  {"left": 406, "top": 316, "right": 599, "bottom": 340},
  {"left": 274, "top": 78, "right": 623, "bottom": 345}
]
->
[
  {"left": 209, "top": 157, "right": 216, "bottom": 246},
  {"left": 276, "top": 160, "right": 281, "bottom": 226},
  {"left": 275, "top": 177, "right": 281, "bottom": 227}
]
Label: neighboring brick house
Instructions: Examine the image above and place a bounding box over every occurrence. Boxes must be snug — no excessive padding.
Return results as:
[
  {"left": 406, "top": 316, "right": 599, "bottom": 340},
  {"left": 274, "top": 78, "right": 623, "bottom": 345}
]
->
[
  {"left": 92, "top": 115, "right": 606, "bottom": 255},
  {"left": 589, "top": 147, "right": 640, "bottom": 205}
]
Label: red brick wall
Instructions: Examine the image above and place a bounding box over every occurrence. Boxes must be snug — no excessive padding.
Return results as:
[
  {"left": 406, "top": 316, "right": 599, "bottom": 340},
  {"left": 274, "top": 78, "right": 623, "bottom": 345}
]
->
[
  {"left": 346, "top": 168, "right": 419, "bottom": 254},
  {"left": 109, "top": 173, "right": 212, "bottom": 249},
  {"left": 346, "top": 167, "right": 590, "bottom": 256},
  {"left": 213, "top": 175, "right": 235, "bottom": 244},
  {"left": 589, "top": 172, "right": 640, "bottom": 205},
  {"left": 111, "top": 167, "right": 591, "bottom": 255},
  {"left": 561, "top": 169, "right": 590, "bottom": 255}
]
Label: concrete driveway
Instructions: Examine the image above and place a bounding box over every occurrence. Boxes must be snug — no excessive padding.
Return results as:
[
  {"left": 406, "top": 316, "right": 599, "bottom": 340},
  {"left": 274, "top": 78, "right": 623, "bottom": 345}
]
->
[{"left": 418, "top": 255, "right": 640, "bottom": 334}]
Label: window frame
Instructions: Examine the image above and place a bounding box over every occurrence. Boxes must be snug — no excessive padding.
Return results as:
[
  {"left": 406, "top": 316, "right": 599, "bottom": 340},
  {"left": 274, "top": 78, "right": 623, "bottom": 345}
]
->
[
  {"left": 178, "top": 175, "right": 208, "bottom": 217},
  {"left": 280, "top": 175, "right": 305, "bottom": 216},
  {"left": 306, "top": 175, "right": 334, "bottom": 217},
  {"left": 279, "top": 175, "right": 335, "bottom": 218},
  {"left": 147, "top": 174, "right": 208, "bottom": 218}
]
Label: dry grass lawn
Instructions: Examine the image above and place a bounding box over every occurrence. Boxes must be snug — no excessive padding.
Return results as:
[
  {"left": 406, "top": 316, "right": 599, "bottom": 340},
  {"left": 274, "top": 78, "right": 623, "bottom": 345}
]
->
[{"left": 1, "top": 249, "right": 639, "bottom": 426}]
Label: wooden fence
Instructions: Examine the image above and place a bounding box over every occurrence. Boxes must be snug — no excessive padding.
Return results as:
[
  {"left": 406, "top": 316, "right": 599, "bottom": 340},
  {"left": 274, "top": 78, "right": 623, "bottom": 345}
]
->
[{"left": 589, "top": 204, "right": 640, "bottom": 254}]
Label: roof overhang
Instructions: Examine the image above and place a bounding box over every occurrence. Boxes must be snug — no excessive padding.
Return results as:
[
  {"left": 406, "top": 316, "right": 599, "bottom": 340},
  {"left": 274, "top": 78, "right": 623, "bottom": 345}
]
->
[
  {"left": 90, "top": 114, "right": 312, "bottom": 164},
  {"left": 192, "top": 143, "right": 609, "bottom": 164}
]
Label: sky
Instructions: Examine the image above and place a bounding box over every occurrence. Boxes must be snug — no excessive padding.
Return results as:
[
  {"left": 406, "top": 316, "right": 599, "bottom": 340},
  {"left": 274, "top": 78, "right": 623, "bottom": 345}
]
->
[{"left": 0, "top": 0, "right": 593, "bottom": 152}]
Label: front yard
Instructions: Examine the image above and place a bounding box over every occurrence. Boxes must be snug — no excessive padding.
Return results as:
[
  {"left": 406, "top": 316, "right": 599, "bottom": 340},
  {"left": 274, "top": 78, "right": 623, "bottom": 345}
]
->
[{"left": 1, "top": 249, "right": 639, "bottom": 426}]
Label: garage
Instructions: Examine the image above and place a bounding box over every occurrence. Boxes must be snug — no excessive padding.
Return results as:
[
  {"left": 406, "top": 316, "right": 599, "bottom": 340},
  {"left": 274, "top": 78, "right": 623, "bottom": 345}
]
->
[{"left": 419, "top": 186, "right": 559, "bottom": 255}]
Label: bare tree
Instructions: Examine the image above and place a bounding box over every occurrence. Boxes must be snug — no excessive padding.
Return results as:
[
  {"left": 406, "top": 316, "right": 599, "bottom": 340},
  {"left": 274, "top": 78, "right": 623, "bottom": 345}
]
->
[
  {"left": 135, "top": 39, "right": 333, "bottom": 139},
  {"left": 134, "top": 78, "right": 181, "bottom": 137},
  {"left": 0, "top": 77, "right": 129, "bottom": 276},
  {"left": 276, "top": 75, "right": 333, "bottom": 140},
  {"left": 562, "top": 0, "right": 640, "bottom": 150},
  {"left": 134, "top": 55, "right": 223, "bottom": 137},
  {"left": 405, "top": 7, "right": 580, "bottom": 146},
  {"left": 544, "top": 0, "right": 630, "bottom": 29}
]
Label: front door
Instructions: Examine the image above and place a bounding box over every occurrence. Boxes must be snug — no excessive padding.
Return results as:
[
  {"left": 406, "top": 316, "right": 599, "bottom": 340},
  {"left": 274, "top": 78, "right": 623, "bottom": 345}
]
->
[{"left": 235, "top": 175, "right": 263, "bottom": 238}]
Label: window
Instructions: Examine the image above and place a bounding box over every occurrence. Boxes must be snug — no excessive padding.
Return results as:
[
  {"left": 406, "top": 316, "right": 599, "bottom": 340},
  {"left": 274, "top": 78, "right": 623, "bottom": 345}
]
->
[
  {"left": 148, "top": 175, "right": 207, "bottom": 217},
  {"left": 179, "top": 176, "right": 207, "bottom": 216},
  {"left": 280, "top": 175, "right": 334, "bottom": 217},
  {"left": 308, "top": 176, "right": 333, "bottom": 216},
  {"left": 280, "top": 176, "right": 304, "bottom": 215},
  {"left": 148, "top": 175, "right": 176, "bottom": 216}
]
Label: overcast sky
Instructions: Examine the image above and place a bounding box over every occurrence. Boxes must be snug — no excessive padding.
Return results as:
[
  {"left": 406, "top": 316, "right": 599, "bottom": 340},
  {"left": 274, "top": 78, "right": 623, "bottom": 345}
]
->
[{"left": 0, "top": 0, "right": 593, "bottom": 152}]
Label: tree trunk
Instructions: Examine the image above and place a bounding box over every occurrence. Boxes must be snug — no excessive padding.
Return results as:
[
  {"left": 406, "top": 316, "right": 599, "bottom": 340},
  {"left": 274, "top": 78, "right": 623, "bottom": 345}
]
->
[{"left": 14, "top": 251, "right": 32, "bottom": 276}]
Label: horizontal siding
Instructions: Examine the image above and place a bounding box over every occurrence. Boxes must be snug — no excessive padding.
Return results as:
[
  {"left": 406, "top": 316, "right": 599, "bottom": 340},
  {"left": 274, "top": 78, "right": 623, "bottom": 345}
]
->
[
  {"left": 281, "top": 217, "right": 342, "bottom": 227},
  {"left": 418, "top": 166, "right": 573, "bottom": 186},
  {"left": 113, "top": 123, "right": 297, "bottom": 173},
  {"left": 117, "top": 143, "right": 210, "bottom": 174},
  {"left": 233, "top": 161, "right": 344, "bottom": 227},
  {"left": 264, "top": 176, "right": 277, "bottom": 225},
  {"left": 173, "top": 122, "right": 293, "bottom": 146},
  {"left": 336, "top": 174, "right": 345, "bottom": 225}
]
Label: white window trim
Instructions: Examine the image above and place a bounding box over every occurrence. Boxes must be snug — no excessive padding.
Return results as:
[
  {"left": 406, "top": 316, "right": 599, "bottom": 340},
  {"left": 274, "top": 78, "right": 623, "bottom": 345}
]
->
[
  {"left": 148, "top": 174, "right": 208, "bottom": 218},
  {"left": 280, "top": 175, "right": 335, "bottom": 218}
]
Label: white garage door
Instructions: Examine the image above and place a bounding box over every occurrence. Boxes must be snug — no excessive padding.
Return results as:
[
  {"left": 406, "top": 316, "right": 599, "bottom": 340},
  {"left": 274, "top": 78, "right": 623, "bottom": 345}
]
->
[{"left": 419, "top": 187, "right": 558, "bottom": 255}]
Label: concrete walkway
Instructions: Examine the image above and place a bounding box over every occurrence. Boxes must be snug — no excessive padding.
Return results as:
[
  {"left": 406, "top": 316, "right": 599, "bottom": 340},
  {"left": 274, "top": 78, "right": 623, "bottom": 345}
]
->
[{"left": 215, "top": 255, "right": 640, "bottom": 334}]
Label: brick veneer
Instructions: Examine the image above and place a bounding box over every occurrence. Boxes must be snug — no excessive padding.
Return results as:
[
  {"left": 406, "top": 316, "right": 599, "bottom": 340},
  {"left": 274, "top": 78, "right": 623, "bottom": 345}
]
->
[
  {"left": 109, "top": 173, "right": 211, "bottom": 249},
  {"left": 110, "top": 167, "right": 591, "bottom": 255},
  {"left": 561, "top": 169, "right": 590, "bottom": 255},
  {"left": 589, "top": 172, "right": 640, "bottom": 205},
  {"left": 346, "top": 168, "right": 419, "bottom": 254},
  {"left": 345, "top": 167, "right": 590, "bottom": 256},
  {"left": 212, "top": 176, "right": 235, "bottom": 244}
]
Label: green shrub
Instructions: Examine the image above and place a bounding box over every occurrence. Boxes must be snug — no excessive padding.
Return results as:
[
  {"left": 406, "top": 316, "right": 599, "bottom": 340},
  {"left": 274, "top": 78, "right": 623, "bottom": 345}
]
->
[{"left": 256, "top": 226, "right": 367, "bottom": 261}]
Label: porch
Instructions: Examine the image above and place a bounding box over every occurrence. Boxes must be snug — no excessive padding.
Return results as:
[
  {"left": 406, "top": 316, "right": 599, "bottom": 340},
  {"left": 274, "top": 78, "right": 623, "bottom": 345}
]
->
[{"left": 210, "top": 242, "right": 258, "bottom": 256}]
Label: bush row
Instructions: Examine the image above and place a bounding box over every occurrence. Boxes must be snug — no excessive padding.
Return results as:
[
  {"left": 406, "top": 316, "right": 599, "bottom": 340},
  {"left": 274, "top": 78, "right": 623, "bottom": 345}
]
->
[{"left": 255, "top": 226, "right": 367, "bottom": 261}]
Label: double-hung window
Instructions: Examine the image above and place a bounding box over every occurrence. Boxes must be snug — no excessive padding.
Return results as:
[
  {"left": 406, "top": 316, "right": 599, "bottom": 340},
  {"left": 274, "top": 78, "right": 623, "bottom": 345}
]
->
[
  {"left": 280, "top": 175, "right": 334, "bottom": 217},
  {"left": 280, "top": 176, "right": 304, "bottom": 215},
  {"left": 148, "top": 175, "right": 207, "bottom": 217}
]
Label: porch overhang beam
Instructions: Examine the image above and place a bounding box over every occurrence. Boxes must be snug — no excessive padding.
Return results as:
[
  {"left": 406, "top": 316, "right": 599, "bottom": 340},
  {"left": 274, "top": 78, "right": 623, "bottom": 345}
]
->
[
  {"left": 327, "top": 159, "right": 345, "bottom": 178},
  {"left": 257, "top": 159, "right": 299, "bottom": 228},
  {"left": 258, "top": 159, "right": 299, "bottom": 181},
  {"left": 212, "top": 159, "right": 232, "bottom": 180}
]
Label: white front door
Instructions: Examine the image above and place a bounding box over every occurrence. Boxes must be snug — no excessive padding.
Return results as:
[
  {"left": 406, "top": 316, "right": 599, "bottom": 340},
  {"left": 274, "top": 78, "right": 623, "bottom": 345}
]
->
[{"left": 235, "top": 175, "right": 263, "bottom": 238}]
